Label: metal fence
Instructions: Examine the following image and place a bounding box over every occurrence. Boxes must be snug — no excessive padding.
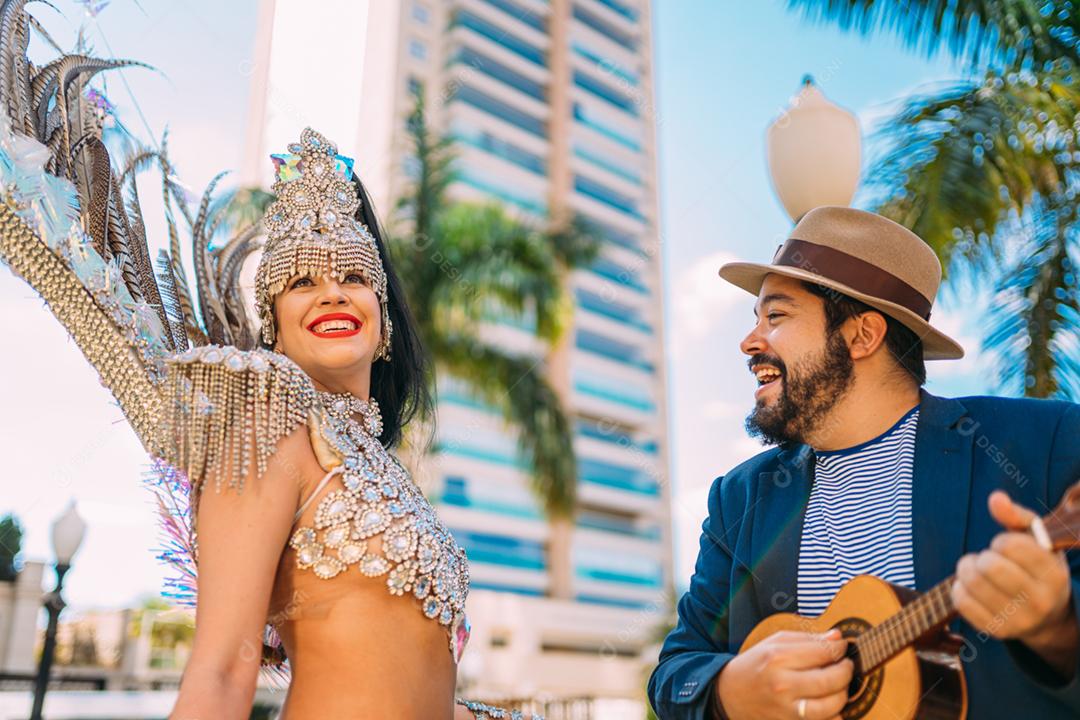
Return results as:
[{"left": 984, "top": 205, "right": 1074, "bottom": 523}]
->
[{"left": 0, "top": 672, "right": 106, "bottom": 692}]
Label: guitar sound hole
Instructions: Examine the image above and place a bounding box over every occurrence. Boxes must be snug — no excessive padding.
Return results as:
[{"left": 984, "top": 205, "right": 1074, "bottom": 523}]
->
[{"left": 830, "top": 618, "right": 884, "bottom": 720}]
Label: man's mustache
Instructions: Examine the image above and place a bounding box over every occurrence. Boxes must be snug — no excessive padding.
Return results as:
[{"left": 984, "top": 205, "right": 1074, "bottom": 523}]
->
[{"left": 747, "top": 353, "right": 787, "bottom": 376}]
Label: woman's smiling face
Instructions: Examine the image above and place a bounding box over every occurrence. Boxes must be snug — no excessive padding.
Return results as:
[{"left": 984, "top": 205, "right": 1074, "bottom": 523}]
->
[{"left": 272, "top": 272, "right": 382, "bottom": 389}]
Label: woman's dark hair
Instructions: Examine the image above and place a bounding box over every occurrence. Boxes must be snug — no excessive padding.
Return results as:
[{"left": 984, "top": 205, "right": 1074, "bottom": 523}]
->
[
  {"left": 803, "top": 282, "right": 927, "bottom": 386},
  {"left": 260, "top": 174, "right": 433, "bottom": 448},
  {"left": 352, "top": 175, "right": 433, "bottom": 448}
]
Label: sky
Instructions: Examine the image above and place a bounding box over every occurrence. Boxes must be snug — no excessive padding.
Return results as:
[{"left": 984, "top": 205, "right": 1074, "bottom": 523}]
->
[{"left": 0, "top": 1, "right": 1001, "bottom": 614}]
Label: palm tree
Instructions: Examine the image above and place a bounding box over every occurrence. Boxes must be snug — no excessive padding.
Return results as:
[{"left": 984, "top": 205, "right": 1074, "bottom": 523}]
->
[
  {"left": 390, "top": 91, "right": 602, "bottom": 518},
  {"left": 0, "top": 514, "right": 21, "bottom": 582},
  {"left": 788, "top": 0, "right": 1080, "bottom": 399}
]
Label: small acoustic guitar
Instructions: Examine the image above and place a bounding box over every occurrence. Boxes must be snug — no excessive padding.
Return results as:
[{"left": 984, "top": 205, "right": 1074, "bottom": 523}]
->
[{"left": 740, "top": 486, "right": 1080, "bottom": 719}]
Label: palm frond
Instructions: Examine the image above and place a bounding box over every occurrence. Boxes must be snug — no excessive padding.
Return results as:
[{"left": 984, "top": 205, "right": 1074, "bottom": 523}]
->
[
  {"left": 983, "top": 202, "right": 1080, "bottom": 397},
  {"left": 868, "top": 71, "right": 1079, "bottom": 273},
  {"left": 787, "top": 0, "right": 1080, "bottom": 69}
]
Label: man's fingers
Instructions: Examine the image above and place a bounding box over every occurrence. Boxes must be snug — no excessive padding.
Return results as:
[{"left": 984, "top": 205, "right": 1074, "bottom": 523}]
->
[
  {"left": 988, "top": 490, "right": 1037, "bottom": 532},
  {"left": 768, "top": 629, "right": 841, "bottom": 645},
  {"left": 952, "top": 576, "right": 998, "bottom": 633},
  {"left": 973, "top": 549, "right": 1036, "bottom": 598},
  {"left": 785, "top": 658, "right": 854, "bottom": 698},
  {"left": 776, "top": 638, "right": 850, "bottom": 670},
  {"left": 957, "top": 553, "right": 1021, "bottom": 611}
]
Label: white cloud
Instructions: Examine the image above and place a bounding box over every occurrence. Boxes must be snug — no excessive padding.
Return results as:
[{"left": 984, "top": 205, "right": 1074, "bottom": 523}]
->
[{"left": 669, "top": 251, "right": 747, "bottom": 350}]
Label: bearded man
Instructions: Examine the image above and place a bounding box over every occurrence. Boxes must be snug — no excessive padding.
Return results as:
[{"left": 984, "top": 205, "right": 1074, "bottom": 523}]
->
[{"left": 648, "top": 207, "right": 1080, "bottom": 720}]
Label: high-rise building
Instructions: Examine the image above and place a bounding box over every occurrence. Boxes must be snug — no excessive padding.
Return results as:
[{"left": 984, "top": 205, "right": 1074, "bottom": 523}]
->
[{"left": 242, "top": 0, "right": 670, "bottom": 702}]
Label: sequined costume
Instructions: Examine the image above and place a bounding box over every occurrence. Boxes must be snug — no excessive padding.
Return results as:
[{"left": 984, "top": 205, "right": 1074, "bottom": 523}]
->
[{"left": 0, "top": 5, "right": 539, "bottom": 716}]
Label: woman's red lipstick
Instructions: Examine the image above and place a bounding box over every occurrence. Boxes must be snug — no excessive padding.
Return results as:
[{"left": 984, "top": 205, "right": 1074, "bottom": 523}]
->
[{"left": 307, "top": 313, "right": 363, "bottom": 338}]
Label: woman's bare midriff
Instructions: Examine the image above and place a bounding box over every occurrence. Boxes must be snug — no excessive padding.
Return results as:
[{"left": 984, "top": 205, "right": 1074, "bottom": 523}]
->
[
  {"left": 270, "top": 570, "right": 458, "bottom": 719},
  {"left": 261, "top": 439, "right": 462, "bottom": 719}
]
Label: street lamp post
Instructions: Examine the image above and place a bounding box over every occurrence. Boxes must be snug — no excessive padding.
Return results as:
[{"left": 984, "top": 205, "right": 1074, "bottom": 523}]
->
[
  {"left": 30, "top": 502, "right": 86, "bottom": 720},
  {"left": 766, "top": 75, "right": 862, "bottom": 222}
]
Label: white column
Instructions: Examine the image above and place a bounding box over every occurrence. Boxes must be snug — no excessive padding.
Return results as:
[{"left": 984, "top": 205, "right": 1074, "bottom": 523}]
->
[{"left": 3, "top": 561, "right": 44, "bottom": 673}]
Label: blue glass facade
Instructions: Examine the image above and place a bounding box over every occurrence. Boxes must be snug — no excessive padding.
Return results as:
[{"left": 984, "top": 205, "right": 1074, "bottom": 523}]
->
[
  {"left": 589, "top": 256, "right": 648, "bottom": 293},
  {"left": 456, "top": 127, "right": 548, "bottom": 175},
  {"left": 572, "top": 102, "right": 641, "bottom": 151},
  {"left": 454, "top": 529, "right": 548, "bottom": 570},
  {"left": 573, "top": 69, "right": 637, "bottom": 115},
  {"left": 454, "top": 46, "right": 547, "bottom": 102},
  {"left": 578, "top": 457, "right": 659, "bottom": 495},
  {"left": 574, "top": 370, "right": 656, "bottom": 412},
  {"left": 571, "top": 41, "right": 639, "bottom": 86},
  {"left": 455, "top": 10, "right": 548, "bottom": 66},
  {"left": 575, "top": 287, "right": 651, "bottom": 332},
  {"left": 576, "top": 327, "right": 654, "bottom": 371},
  {"left": 573, "top": 144, "right": 642, "bottom": 185},
  {"left": 574, "top": 173, "right": 643, "bottom": 218},
  {"left": 572, "top": 4, "right": 637, "bottom": 51},
  {"left": 477, "top": 0, "right": 547, "bottom": 32},
  {"left": 452, "top": 85, "right": 547, "bottom": 137},
  {"left": 589, "top": 0, "right": 638, "bottom": 22}
]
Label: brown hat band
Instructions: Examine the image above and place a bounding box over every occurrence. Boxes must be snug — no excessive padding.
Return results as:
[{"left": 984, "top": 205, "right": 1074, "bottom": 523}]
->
[{"left": 774, "top": 238, "right": 933, "bottom": 320}]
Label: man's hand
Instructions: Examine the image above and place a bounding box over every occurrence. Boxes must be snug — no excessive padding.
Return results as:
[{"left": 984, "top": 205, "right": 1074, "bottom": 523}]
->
[
  {"left": 716, "top": 629, "right": 851, "bottom": 720},
  {"left": 952, "top": 490, "right": 1078, "bottom": 678}
]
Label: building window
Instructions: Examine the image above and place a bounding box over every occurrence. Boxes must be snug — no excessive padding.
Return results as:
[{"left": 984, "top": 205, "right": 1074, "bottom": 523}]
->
[
  {"left": 412, "top": 2, "right": 430, "bottom": 24},
  {"left": 452, "top": 530, "right": 548, "bottom": 570},
  {"left": 574, "top": 144, "right": 642, "bottom": 185},
  {"left": 589, "top": 256, "right": 649, "bottom": 293},
  {"left": 573, "top": 3, "right": 637, "bottom": 51},
  {"left": 454, "top": 46, "right": 547, "bottom": 102},
  {"left": 451, "top": 85, "right": 548, "bottom": 138},
  {"left": 454, "top": 9, "right": 548, "bottom": 66},
  {"left": 571, "top": 41, "right": 639, "bottom": 86},
  {"left": 573, "top": 69, "right": 638, "bottom": 115},
  {"left": 576, "top": 327, "right": 654, "bottom": 371},
  {"left": 408, "top": 38, "right": 428, "bottom": 60},
  {"left": 455, "top": 127, "right": 548, "bottom": 176},
  {"left": 590, "top": 0, "right": 638, "bottom": 22},
  {"left": 575, "top": 173, "right": 643, "bottom": 218},
  {"left": 575, "top": 287, "right": 651, "bottom": 332},
  {"left": 573, "top": 102, "right": 642, "bottom": 151},
  {"left": 578, "top": 457, "right": 659, "bottom": 495},
  {"left": 478, "top": 0, "right": 547, "bottom": 33}
]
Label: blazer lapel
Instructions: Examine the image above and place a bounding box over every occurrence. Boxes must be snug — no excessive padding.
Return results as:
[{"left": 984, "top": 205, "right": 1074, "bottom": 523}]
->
[
  {"left": 913, "top": 391, "right": 974, "bottom": 590},
  {"left": 750, "top": 444, "right": 814, "bottom": 617}
]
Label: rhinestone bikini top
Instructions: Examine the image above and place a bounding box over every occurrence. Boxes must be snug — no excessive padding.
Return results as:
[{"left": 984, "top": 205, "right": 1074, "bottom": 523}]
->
[{"left": 288, "top": 391, "right": 471, "bottom": 661}]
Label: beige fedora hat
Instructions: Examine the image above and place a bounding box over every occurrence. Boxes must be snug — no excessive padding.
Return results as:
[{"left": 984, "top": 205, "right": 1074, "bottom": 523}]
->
[{"left": 719, "top": 206, "right": 964, "bottom": 360}]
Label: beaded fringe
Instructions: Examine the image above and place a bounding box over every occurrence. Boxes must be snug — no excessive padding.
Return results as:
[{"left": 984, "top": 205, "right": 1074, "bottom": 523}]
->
[
  {"left": 163, "top": 345, "right": 316, "bottom": 496},
  {"left": 456, "top": 698, "right": 544, "bottom": 720}
]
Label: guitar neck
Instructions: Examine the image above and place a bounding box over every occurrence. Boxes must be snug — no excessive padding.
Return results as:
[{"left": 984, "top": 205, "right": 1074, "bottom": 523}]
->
[
  {"left": 842, "top": 485, "right": 1080, "bottom": 674},
  {"left": 852, "top": 578, "right": 956, "bottom": 673}
]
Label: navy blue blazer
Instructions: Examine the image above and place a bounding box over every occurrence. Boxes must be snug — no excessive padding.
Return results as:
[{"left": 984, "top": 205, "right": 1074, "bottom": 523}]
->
[{"left": 649, "top": 392, "right": 1080, "bottom": 719}]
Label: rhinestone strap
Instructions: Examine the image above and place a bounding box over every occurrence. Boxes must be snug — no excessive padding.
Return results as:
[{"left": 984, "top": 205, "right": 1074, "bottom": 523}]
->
[{"left": 456, "top": 698, "right": 544, "bottom": 720}]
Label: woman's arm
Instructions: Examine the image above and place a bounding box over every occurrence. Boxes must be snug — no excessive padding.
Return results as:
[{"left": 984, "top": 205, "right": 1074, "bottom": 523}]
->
[{"left": 169, "top": 425, "right": 310, "bottom": 720}]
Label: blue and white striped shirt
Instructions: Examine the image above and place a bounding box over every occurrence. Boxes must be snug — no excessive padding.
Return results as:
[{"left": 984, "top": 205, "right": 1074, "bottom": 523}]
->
[{"left": 797, "top": 407, "right": 919, "bottom": 617}]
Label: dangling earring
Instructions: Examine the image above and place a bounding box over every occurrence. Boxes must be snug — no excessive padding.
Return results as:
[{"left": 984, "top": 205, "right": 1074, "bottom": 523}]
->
[{"left": 375, "top": 304, "right": 393, "bottom": 361}]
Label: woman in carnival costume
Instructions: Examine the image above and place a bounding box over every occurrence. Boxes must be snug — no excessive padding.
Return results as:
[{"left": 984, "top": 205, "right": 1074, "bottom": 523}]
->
[{"left": 0, "top": 5, "right": 540, "bottom": 718}]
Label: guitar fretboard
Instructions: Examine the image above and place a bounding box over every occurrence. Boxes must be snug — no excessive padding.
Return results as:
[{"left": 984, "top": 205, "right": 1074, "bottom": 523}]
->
[{"left": 853, "top": 579, "right": 956, "bottom": 672}]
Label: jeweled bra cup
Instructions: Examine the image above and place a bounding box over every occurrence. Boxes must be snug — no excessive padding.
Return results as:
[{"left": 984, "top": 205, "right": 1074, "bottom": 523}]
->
[{"left": 287, "top": 390, "right": 471, "bottom": 661}]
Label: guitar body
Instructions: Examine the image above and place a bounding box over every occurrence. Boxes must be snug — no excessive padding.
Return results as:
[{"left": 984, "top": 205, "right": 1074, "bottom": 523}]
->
[{"left": 740, "top": 575, "right": 967, "bottom": 720}]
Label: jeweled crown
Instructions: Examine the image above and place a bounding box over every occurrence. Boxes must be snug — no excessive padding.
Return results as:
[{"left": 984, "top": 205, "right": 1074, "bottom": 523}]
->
[{"left": 254, "top": 128, "right": 392, "bottom": 357}]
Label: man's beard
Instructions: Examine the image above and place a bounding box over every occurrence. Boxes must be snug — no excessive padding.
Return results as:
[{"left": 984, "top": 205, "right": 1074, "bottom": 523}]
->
[{"left": 745, "top": 331, "right": 855, "bottom": 446}]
